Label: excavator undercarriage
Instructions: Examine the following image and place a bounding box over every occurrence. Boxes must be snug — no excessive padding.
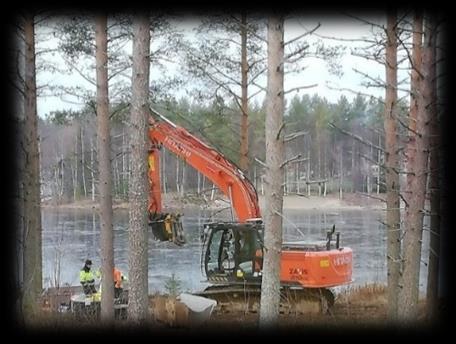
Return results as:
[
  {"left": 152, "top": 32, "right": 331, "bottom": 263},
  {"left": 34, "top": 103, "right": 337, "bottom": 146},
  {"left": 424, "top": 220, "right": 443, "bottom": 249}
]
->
[{"left": 195, "top": 283, "right": 335, "bottom": 315}]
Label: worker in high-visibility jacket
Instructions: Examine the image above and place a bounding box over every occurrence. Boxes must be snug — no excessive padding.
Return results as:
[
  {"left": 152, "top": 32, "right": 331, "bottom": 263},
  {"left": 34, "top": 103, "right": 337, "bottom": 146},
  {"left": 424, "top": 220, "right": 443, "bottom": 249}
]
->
[
  {"left": 96, "top": 266, "right": 127, "bottom": 299},
  {"left": 113, "top": 267, "right": 127, "bottom": 299},
  {"left": 80, "top": 259, "right": 97, "bottom": 295}
]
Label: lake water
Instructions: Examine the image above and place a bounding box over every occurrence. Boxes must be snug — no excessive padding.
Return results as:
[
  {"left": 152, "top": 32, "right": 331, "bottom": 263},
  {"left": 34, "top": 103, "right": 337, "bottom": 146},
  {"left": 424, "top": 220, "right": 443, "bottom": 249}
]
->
[{"left": 41, "top": 206, "right": 430, "bottom": 294}]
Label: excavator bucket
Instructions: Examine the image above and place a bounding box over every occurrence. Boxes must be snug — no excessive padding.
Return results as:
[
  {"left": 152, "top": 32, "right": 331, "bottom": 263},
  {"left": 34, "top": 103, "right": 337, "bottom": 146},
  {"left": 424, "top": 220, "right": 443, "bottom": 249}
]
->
[{"left": 149, "top": 212, "right": 186, "bottom": 246}]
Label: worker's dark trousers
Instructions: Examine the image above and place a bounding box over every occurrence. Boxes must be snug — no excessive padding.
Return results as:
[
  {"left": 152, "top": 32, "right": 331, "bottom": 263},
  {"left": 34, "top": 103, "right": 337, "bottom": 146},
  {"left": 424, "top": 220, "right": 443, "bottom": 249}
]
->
[
  {"left": 82, "top": 281, "right": 96, "bottom": 295},
  {"left": 114, "top": 287, "right": 123, "bottom": 299}
]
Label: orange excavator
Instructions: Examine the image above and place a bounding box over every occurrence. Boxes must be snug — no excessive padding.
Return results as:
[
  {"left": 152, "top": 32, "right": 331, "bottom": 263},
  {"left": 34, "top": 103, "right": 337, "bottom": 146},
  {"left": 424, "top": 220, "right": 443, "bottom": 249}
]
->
[{"left": 147, "top": 108, "right": 352, "bottom": 312}]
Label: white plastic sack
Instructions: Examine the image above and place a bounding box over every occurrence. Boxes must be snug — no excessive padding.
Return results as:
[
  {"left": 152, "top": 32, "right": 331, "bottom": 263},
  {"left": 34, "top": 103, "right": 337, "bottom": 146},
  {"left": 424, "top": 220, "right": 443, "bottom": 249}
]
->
[{"left": 177, "top": 293, "right": 217, "bottom": 325}]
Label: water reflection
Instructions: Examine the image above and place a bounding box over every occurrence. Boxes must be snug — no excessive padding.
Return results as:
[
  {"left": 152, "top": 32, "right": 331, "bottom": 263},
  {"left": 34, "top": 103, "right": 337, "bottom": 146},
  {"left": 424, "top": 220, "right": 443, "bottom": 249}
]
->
[{"left": 41, "top": 207, "right": 429, "bottom": 294}]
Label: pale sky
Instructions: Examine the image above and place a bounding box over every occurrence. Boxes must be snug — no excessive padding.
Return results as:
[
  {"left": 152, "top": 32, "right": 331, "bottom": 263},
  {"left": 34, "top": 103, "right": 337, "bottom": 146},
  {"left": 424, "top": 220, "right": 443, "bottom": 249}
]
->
[{"left": 36, "top": 15, "right": 409, "bottom": 118}]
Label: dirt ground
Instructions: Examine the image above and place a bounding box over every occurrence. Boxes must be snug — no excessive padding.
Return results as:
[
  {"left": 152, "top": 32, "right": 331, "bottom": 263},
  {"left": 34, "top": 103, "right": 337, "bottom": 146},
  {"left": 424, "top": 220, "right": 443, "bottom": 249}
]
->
[
  {"left": 160, "top": 284, "right": 431, "bottom": 332},
  {"left": 35, "top": 283, "right": 435, "bottom": 334},
  {"left": 193, "top": 284, "right": 389, "bottom": 329}
]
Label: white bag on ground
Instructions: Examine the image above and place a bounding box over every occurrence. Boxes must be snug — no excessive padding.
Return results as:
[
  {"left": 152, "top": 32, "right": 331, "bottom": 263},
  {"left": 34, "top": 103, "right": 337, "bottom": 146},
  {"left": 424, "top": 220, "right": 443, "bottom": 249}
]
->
[{"left": 177, "top": 293, "right": 217, "bottom": 325}]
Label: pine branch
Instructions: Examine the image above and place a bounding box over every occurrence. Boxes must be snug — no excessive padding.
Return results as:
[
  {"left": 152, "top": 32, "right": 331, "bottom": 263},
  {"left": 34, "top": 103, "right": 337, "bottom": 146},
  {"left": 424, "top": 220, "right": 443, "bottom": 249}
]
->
[
  {"left": 284, "top": 22, "right": 321, "bottom": 46},
  {"left": 326, "top": 82, "right": 385, "bottom": 103},
  {"left": 246, "top": 87, "right": 265, "bottom": 101},
  {"left": 280, "top": 154, "right": 302, "bottom": 168},
  {"left": 343, "top": 12, "right": 385, "bottom": 30},
  {"left": 329, "top": 122, "right": 385, "bottom": 152},
  {"left": 284, "top": 84, "right": 318, "bottom": 95},
  {"left": 284, "top": 130, "right": 308, "bottom": 142},
  {"left": 312, "top": 32, "right": 377, "bottom": 44},
  {"left": 276, "top": 122, "right": 285, "bottom": 141},
  {"left": 355, "top": 191, "right": 386, "bottom": 203},
  {"left": 254, "top": 157, "right": 267, "bottom": 168}
]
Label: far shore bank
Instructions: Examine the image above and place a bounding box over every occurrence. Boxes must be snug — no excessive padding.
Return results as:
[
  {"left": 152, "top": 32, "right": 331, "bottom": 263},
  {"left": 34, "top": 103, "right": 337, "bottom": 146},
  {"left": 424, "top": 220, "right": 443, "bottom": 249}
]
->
[{"left": 41, "top": 192, "right": 385, "bottom": 211}]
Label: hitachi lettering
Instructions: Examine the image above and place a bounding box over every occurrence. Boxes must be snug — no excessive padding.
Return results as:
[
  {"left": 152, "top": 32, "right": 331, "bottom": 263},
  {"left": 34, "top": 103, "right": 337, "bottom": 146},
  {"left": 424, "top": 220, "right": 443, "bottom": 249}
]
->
[{"left": 164, "top": 136, "right": 192, "bottom": 158}]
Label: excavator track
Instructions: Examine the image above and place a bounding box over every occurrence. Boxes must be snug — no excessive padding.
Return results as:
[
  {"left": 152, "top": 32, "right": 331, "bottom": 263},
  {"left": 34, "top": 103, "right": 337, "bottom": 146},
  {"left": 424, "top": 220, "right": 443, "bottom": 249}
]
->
[{"left": 194, "top": 284, "right": 334, "bottom": 315}]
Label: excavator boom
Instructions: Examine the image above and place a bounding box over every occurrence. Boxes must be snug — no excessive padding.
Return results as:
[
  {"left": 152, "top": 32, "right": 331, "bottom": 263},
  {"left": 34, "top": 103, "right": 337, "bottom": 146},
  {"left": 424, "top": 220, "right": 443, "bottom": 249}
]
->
[{"left": 148, "top": 109, "right": 261, "bottom": 222}]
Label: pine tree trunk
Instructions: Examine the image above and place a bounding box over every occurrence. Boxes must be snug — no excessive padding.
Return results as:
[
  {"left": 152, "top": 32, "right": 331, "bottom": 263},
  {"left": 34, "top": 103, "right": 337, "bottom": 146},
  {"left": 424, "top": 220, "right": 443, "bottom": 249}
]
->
[
  {"left": 296, "top": 163, "right": 299, "bottom": 194},
  {"left": 399, "top": 13, "right": 435, "bottom": 322},
  {"left": 239, "top": 12, "right": 249, "bottom": 172},
  {"left": 128, "top": 15, "right": 150, "bottom": 324},
  {"left": 405, "top": 12, "right": 422, "bottom": 217},
  {"left": 75, "top": 120, "right": 83, "bottom": 200},
  {"left": 339, "top": 144, "right": 343, "bottom": 199},
  {"left": 259, "top": 15, "right": 284, "bottom": 329},
  {"left": 351, "top": 139, "right": 355, "bottom": 192},
  {"left": 307, "top": 138, "right": 311, "bottom": 196},
  {"left": 71, "top": 160, "right": 76, "bottom": 201},
  {"left": 81, "top": 126, "right": 87, "bottom": 197},
  {"left": 377, "top": 133, "right": 381, "bottom": 194},
  {"left": 426, "top": 21, "right": 440, "bottom": 319},
  {"left": 122, "top": 127, "right": 127, "bottom": 196},
  {"left": 384, "top": 10, "right": 401, "bottom": 321},
  {"left": 12, "top": 22, "right": 25, "bottom": 323},
  {"left": 90, "top": 136, "right": 96, "bottom": 201},
  {"left": 22, "top": 12, "right": 42, "bottom": 322},
  {"left": 95, "top": 15, "right": 114, "bottom": 322}
]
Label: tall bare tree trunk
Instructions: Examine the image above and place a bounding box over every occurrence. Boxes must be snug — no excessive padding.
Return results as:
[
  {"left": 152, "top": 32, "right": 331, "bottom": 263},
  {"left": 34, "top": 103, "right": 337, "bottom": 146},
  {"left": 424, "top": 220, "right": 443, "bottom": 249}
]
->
[
  {"left": 122, "top": 128, "right": 127, "bottom": 196},
  {"left": 81, "top": 126, "right": 87, "bottom": 197},
  {"left": 128, "top": 15, "right": 150, "bottom": 324},
  {"left": 259, "top": 15, "right": 284, "bottom": 329},
  {"left": 339, "top": 144, "right": 343, "bottom": 199},
  {"left": 377, "top": 134, "right": 381, "bottom": 194},
  {"left": 384, "top": 10, "right": 401, "bottom": 321},
  {"left": 22, "top": 13, "right": 42, "bottom": 322},
  {"left": 239, "top": 12, "right": 249, "bottom": 172},
  {"left": 90, "top": 136, "right": 96, "bottom": 201},
  {"left": 75, "top": 119, "right": 83, "bottom": 200},
  {"left": 96, "top": 15, "right": 114, "bottom": 322},
  {"left": 426, "top": 19, "right": 440, "bottom": 320},
  {"left": 407, "top": 12, "right": 422, "bottom": 184},
  {"left": 399, "top": 14, "right": 436, "bottom": 322},
  {"left": 12, "top": 16, "right": 25, "bottom": 323},
  {"left": 351, "top": 139, "right": 355, "bottom": 192},
  {"left": 307, "top": 138, "right": 311, "bottom": 196}
]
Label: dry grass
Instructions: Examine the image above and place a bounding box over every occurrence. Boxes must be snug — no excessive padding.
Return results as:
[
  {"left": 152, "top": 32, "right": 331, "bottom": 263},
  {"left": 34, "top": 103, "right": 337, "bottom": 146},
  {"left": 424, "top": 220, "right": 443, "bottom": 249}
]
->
[{"left": 19, "top": 284, "right": 433, "bottom": 332}]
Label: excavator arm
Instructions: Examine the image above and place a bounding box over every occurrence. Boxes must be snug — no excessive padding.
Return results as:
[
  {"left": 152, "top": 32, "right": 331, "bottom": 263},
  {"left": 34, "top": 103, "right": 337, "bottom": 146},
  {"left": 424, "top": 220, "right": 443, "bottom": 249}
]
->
[{"left": 148, "top": 108, "right": 261, "bottom": 223}]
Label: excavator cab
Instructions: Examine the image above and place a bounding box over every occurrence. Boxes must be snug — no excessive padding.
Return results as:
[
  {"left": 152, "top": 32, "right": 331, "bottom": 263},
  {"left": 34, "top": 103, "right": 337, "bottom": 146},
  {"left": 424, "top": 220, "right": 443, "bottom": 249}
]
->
[{"left": 202, "top": 221, "right": 264, "bottom": 283}]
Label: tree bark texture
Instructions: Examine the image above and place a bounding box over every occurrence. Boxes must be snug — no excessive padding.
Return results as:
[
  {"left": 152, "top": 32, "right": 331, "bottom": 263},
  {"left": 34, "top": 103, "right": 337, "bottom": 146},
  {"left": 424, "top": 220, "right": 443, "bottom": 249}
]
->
[
  {"left": 239, "top": 13, "right": 249, "bottom": 172},
  {"left": 399, "top": 13, "right": 435, "bottom": 322},
  {"left": 95, "top": 15, "right": 114, "bottom": 322},
  {"left": 384, "top": 10, "right": 401, "bottom": 321},
  {"left": 426, "top": 26, "right": 439, "bottom": 319},
  {"left": 22, "top": 13, "right": 43, "bottom": 321},
  {"left": 259, "top": 15, "right": 284, "bottom": 329},
  {"left": 128, "top": 15, "right": 150, "bottom": 324}
]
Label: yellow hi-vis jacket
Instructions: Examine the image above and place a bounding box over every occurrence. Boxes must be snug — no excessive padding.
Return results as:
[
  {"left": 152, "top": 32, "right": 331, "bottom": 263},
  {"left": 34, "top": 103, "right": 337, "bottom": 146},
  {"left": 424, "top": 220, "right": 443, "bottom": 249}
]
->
[{"left": 80, "top": 269, "right": 95, "bottom": 284}]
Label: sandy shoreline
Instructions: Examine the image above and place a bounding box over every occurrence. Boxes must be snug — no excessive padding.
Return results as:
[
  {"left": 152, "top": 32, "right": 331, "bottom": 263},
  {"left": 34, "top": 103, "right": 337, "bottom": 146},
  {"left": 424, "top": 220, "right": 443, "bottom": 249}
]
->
[{"left": 42, "top": 193, "right": 385, "bottom": 211}]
